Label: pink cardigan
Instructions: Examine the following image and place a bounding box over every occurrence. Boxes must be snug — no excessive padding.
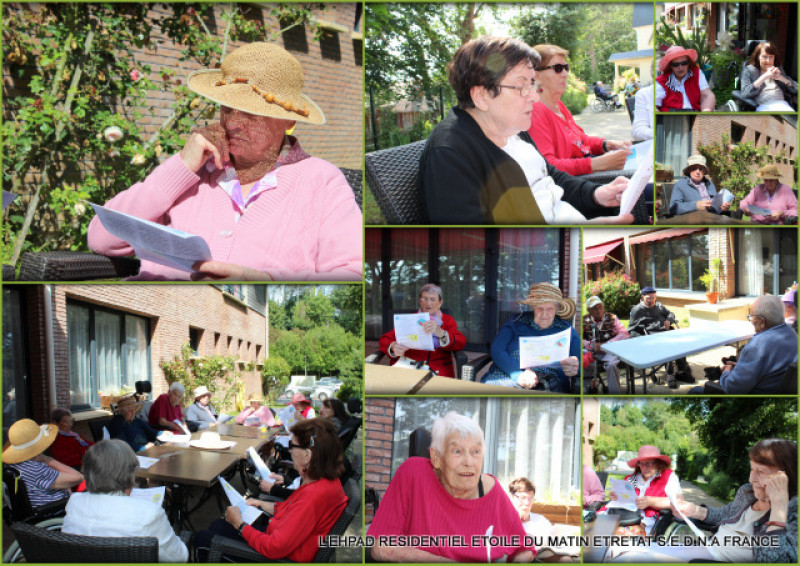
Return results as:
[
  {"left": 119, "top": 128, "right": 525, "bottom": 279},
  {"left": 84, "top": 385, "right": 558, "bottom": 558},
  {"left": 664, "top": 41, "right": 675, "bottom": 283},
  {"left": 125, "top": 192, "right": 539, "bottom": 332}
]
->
[
  {"left": 87, "top": 154, "right": 363, "bottom": 280},
  {"left": 528, "top": 100, "right": 604, "bottom": 175},
  {"left": 740, "top": 183, "right": 798, "bottom": 225}
]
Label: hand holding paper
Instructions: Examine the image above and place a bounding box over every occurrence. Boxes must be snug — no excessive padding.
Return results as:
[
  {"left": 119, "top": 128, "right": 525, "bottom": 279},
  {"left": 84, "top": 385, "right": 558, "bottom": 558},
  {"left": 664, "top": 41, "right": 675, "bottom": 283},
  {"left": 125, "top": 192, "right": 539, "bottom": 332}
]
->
[
  {"left": 668, "top": 493, "right": 706, "bottom": 538},
  {"left": 220, "top": 476, "right": 263, "bottom": 525},
  {"left": 519, "top": 328, "right": 571, "bottom": 369},
  {"left": 606, "top": 478, "right": 638, "bottom": 511},
  {"left": 619, "top": 142, "right": 653, "bottom": 215},
  {"left": 393, "top": 313, "right": 435, "bottom": 351}
]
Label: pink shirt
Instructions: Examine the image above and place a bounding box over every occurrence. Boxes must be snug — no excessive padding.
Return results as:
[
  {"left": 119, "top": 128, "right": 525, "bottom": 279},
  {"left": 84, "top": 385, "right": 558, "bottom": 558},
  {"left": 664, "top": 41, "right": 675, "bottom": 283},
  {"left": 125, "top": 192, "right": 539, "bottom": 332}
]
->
[
  {"left": 235, "top": 405, "right": 276, "bottom": 426},
  {"left": 583, "top": 465, "right": 606, "bottom": 506},
  {"left": 87, "top": 153, "right": 362, "bottom": 280},
  {"left": 740, "top": 183, "right": 798, "bottom": 224},
  {"left": 369, "top": 457, "right": 533, "bottom": 562},
  {"left": 583, "top": 314, "right": 630, "bottom": 350}
]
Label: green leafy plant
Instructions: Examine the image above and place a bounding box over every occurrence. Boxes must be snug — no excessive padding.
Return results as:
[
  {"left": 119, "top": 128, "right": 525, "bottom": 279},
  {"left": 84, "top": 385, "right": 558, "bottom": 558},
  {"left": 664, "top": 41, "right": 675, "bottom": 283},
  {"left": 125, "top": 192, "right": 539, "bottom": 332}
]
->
[
  {"left": 698, "top": 257, "right": 722, "bottom": 294},
  {"left": 160, "top": 343, "right": 243, "bottom": 414},
  {"left": 583, "top": 271, "right": 641, "bottom": 319},
  {"left": 261, "top": 355, "right": 291, "bottom": 405},
  {"left": 698, "top": 133, "right": 774, "bottom": 210}
]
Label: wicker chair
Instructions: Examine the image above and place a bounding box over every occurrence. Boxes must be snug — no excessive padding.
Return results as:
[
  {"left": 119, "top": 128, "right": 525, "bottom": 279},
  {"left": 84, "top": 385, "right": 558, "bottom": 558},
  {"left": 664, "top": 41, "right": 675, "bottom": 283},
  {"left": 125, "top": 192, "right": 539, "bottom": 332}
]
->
[
  {"left": 10, "top": 521, "right": 159, "bottom": 563},
  {"left": 208, "top": 478, "right": 361, "bottom": 563},
  {"left": 2, "top": 466, "right": 68, "bottom": 526}
]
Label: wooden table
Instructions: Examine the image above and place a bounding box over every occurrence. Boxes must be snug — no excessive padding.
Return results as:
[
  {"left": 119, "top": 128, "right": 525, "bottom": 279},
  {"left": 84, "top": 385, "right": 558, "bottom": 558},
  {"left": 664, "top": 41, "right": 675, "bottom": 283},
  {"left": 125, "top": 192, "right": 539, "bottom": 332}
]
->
[
  {"left": 583, "top": 514, "right": 620, "bottom": 563},
  {"left": 216, "top": 423, "right": 279, "bottom": 438},
  {"left": 657, "top": 210, "right": 749, "bottom": 225},
  {"left": 187, "top": 430, "right": 268, "bottom": 458}
]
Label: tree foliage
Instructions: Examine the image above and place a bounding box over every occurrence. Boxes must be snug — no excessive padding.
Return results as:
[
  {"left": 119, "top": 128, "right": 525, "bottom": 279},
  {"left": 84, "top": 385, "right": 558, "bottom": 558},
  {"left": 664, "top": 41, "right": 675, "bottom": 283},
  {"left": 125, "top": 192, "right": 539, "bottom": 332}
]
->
[
  {"left": 160, "top": 343, "right": 243, "bottom": 413},
  {"left": 260, "top": 355, "right": 291, "bottom": 404},
  {"left": 698, "top": 133, "right": 775, "bottom": 208}
]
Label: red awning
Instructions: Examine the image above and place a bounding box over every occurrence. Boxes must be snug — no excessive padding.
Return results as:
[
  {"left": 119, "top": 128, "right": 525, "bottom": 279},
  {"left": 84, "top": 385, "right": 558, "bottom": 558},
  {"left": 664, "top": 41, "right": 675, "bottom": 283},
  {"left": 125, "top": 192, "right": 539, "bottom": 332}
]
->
[
  {"left": 583, "top": 239, "right": 623, "bottom": 264},
  {"left": 628, "top": 228, "right": 706, "bottom": 245}
]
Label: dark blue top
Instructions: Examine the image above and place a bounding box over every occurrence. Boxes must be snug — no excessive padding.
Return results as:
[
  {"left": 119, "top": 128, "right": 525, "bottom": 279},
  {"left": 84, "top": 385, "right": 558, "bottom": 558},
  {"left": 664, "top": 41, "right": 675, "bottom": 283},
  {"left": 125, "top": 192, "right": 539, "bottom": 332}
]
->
[{"left": 108, "top": 415, "right": 158, "bottom": 452}]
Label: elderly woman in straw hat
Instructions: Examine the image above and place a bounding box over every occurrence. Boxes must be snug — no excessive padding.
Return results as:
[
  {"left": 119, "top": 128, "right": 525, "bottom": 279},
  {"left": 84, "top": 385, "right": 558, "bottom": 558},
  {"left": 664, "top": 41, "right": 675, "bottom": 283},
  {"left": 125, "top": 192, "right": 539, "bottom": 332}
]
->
[
  {"left": 669, "top": 154, "right": 730, "bottom": 216},
  {"left": 2, "top": 419, "right": 84, "bottom": 510},
  {"left": 109, "top": 395, "right": 160, "bottom": 452},
  {"left": 481, "top": 283, "right": 580, "bottom": 392},
  {"left": 185, "top": 385, "right": 219, "bottom": 430},
  {"left": 236, "top": 392, "right": 276, "bottom": 427},
  {"left": 740, "top": 163, "right": 798, "bottom": 225},
  {"left": 655, "top": 45, "right": 715, "bottom": 112},
  {"left": 88, "top": 42, "right": 362, "bottom": 281}
]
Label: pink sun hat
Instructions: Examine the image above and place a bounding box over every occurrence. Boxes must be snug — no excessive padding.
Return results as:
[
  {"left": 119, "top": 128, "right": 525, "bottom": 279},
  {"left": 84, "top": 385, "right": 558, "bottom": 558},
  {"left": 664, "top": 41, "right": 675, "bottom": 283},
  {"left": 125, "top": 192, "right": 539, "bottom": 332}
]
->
[
  {"left": 627, "top": 445, "right": 672, "bottom": 469},
  {"left": 659, "top": 45, "right": 698, "bottom": 73}
]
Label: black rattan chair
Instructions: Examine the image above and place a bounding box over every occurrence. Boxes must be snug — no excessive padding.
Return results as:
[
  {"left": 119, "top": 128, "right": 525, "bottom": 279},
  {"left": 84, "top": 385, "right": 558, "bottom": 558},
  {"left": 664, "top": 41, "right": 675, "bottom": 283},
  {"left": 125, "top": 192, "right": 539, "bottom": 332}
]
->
[
  {"left": 88, "top": 417, "right": 115, "bottom": 443},
  {"left": 10, "top": 521, "right": 159, "bottom": 563},
  {"left": 208, "top": 478, "right": 361, "bottom": 563},
  {"left": 2, "top": 466, "right": 68, "bottom": 526},
  {"left": 340, "top": 167, "right": 363, "bottom": 210},
  {"left": 364, "top": 140, "right": 428, "bottom": 224}
]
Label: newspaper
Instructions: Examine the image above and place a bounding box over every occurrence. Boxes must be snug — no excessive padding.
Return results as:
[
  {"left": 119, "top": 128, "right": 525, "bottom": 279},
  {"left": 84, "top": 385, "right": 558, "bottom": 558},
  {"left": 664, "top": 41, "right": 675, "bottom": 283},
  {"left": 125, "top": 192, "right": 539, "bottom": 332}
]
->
[
  {"left": 89, "top": 202, "right": 211, "bottom": 272},
  {"left": 606, "top": 478, "right": 638, "bottom": 512},
  {"left": 619, "top": 142, "right": 654, "bottom": 215},
  {"left": 277, "top": 405, "right": 300, "bottom": 430},
  {"left": 219, "top": 476, "right": 263, "bottom": 525},
  {"left": 519, "top": 328, "right": 571, "bottom": 369}
]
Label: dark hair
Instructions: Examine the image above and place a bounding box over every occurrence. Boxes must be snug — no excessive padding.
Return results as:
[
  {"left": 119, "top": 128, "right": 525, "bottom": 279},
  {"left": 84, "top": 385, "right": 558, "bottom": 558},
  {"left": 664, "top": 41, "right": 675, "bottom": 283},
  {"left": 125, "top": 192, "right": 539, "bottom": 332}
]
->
[
  {"left": 635, "top": 460, "right": 669, "bottom": 477},
  {"left": 533, "top": 44, "right": 569, "bottom": 69},
  {"left": 322, "top": 398, "right": 348, "bottom": 424},
  {"left": 50, "top": 408, "right": 71, "bottom": 425},
  {"left": 750, "top": 42, "right": 781, "bottom": 69},
  {"left": 290, "top": 418, "right": 344, "bottom": 480},
  {"left": 749, "top": 438, "right": 797, "bottom": 499},
  {"left": 508, "top": 477, "right": 535, "bottom": 496},
  {"left": 447, "top": 36, "right": 540, "bottom": 109},
  {"left": 83, "top": 439, "right": 138, "bottom": 493}
]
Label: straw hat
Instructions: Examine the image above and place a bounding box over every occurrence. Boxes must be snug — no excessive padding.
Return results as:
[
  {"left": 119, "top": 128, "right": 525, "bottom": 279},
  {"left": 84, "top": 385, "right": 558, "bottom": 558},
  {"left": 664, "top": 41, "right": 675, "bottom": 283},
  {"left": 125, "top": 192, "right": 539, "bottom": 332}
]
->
[
  {"left": 758, "top": 163, "right": 782, "bottom": 181},
  {"left": 658, "top": 45, "right": 698, "bottom": 73},
  {"left": 193, "top": 385, "right": 211, "bottom": 400},
  {"left": 682, "top": 155, "right": 709, "bottom": 176},
  {"left": 247, "top": 392, "right": 263, "bottom": 404},
  {"left": 188, "top": 42, "right": 325, "bottom": 125},
  {"left": 291, "top": 393, "right": 312, "bottom": 408},
  {"left": 2, "top": 419, "right": 58, "bottom": 464},
  {"left": 627, "top": 445, "right": 671, "bottom": 469},
  {"left": 115, "top": 395, "right": 143, "bottom": 413},
  {"left": 518, "top": 283, "right": 577, "bottom": 319},
  {"left": 189, "top": 432, "right": 235, "bottom": 450}
]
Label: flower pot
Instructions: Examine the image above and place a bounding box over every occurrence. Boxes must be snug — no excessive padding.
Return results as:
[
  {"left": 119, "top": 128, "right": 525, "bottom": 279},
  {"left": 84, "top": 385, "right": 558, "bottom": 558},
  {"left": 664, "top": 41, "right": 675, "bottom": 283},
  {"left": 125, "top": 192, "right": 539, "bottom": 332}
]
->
[{"left": 706, "top": 292, "right": 719, "bottom": 304}]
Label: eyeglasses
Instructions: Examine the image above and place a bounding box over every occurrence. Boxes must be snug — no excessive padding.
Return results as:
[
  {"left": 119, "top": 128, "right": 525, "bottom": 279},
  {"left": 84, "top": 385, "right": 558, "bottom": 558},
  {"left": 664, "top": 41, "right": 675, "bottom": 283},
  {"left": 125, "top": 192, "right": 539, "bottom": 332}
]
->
[
  {"left": 513, "top": 492, "right": 534, "bottom": 502},
  {"left": 638, "top": 460, "right": 658, "bottom": 467},
  {"left": 497, "top": 83, "right": 535, "bottom": 97},
  {"left": 288, "top": 442, "right": 307, "bottom": 451},
  {"left": 747, "top": 314, "right": 763, "bottom": 321},
  {"left": 537, "top": 63, "right": 570, "bottom": 74},
  {"left": 670, "top": 60, "right": 691, "bottom": 68}
]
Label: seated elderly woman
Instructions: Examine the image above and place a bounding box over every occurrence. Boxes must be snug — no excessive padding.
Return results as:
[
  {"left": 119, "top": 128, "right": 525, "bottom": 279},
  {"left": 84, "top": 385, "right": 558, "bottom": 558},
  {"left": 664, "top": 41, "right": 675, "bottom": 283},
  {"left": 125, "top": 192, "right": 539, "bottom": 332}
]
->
[
  {"left": 194, "top": 418, "right": 347, "bottom": 562},
  {"left": 604, "top": 445, "right": 681, "bottom": 536},
  {"left": 185, "top": 386, "right": 219, "bottom": 430},
  {"left": 527, "top": 44, "right": 631, "bottom": 176},
  {"left": 740, "top": 42, "right": 797, "bottom": 112},
  {"left": 379, "top": 284, "right": 467, "bottom": 378},
  {"left": 740, "top": 164, "right": 798, "bottom": 225},
  {"left": 419, "top": 36, "right": 634, "bottom": 225},
  {"left": 369, "top": 412, "right": 534, "bottom": 562},
  {"left": 482, "top": 283, "right": 580, "bottom": 392},
  {"left": 236, "top": 393, "right": 276, "bottom": 426},
  {"left": 109, "top": 395, "right": 160, "bottom": 452},
  {"left": 49, "top": 408, "right": 93, "bottom": 468},
  {"left": 88, "top": 43, "right": 361, "bottom": 281},
  {"left": 656, "top": 46, "right": 715, "bottom": 111},
  {"left": 669, "top": 155, "right": 730, "bottom": 216},
  {"left": 61, "top": 440, "right": 188, "bottom": 563},
  {"left": 509, "top": 477, "right": 552, "bottom": 542},
  {"left": 609, "top": 439, "right": 797, "bottom": 563},
  {"left": 3, "top": 419, "right": 84, "bottom": 510}
]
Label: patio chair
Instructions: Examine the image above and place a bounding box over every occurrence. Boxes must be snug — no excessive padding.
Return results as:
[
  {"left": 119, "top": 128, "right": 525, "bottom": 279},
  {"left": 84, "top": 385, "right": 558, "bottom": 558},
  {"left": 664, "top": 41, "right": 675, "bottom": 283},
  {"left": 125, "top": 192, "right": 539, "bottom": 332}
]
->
[
  {"left": 365, "top": 140, "right": 428, "bottom": 224},
  {"left": 2, "top": 465, "right": 68, "bottom": 526},
  {"left": 9, "top": 521, "right": 159, "bottom": 563},
  {"left": 208, "top": 478, "right": 361, "bottom": 563},
  {"left": 88, "top": 417, "right": 115, "bottom": 443}
]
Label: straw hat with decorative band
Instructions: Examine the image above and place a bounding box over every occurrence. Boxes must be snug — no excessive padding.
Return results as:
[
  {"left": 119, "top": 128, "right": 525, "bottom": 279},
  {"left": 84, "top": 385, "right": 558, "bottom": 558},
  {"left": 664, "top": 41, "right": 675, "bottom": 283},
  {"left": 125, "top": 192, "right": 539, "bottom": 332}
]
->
[
  {"left": 2, "top": 419, "right": 58, "bottom": 464},
  {"left": 758, "top": 163, "right": 782, "bottom": 181},
  {"left": 683, "top": 155, "right": 709, "bottom": 176},
  {"left": 518, "top": 283, "right": 577, "bottom": 320},
  {"left": 188, "top": 42, "right": 325, "bottom": 125}
]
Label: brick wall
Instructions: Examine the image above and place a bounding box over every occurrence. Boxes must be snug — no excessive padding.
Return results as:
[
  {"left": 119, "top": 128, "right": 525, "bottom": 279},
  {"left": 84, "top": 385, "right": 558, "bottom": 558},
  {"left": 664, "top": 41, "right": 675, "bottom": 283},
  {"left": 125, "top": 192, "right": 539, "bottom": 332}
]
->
[
  {"left": 561, "top": 229, "right": 571, "bottom": 294},
  {"left": 364, "top": 397, "right": 395, "bottom": 522}
]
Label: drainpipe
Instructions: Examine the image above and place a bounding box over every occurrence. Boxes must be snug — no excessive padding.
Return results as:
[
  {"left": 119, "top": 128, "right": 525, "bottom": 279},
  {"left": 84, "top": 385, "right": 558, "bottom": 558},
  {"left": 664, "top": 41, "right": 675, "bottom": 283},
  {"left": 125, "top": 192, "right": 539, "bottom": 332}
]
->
[
  {"left": 569, "top": 228, "right": 580, "bottom": 299},
  {"left": 44, "top": 285, "right": 57, "bottom": 414}
]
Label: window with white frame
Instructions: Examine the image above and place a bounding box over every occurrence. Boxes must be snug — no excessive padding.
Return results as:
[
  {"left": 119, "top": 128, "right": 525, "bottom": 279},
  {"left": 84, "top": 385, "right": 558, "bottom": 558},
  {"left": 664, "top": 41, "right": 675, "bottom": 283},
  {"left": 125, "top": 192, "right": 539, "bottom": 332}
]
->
[{"left": 389, "top": 397, "right": 580, "bottom": 504}]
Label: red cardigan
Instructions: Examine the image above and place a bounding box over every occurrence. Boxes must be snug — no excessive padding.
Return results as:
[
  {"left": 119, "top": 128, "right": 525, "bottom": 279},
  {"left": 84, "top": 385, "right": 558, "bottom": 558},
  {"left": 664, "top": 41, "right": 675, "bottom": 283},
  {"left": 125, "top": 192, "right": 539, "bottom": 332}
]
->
[
  {"left": 527, "top": 100, "right": 605, "bottom": 175},
  {"left": 49, "top": 432, "right": 92, "bottom": 468},
  {"left": 625, "top": 468, "right": 673, "bottom": 518},
  {"left": 379, "top": 313, "right": 466, "bottom": 378}
]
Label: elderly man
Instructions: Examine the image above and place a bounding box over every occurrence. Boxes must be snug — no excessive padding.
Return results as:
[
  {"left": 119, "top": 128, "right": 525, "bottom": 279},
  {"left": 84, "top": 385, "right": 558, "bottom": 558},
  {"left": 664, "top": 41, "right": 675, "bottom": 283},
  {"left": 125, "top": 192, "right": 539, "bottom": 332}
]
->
[
  {"left": 656, "top": 46, "right": 715, "bottom": 111},
  {"left": 629, "top": 286, "right": 694, "bottom": 388},
  {"left": 148, "top": 382, "right": 187, "bottom": 433},
  {"left": 696, "top": 295, "right": 798, "bottom": 394},
  {"left": 582, "top": 295, "right": 629, "bottom": 393}
]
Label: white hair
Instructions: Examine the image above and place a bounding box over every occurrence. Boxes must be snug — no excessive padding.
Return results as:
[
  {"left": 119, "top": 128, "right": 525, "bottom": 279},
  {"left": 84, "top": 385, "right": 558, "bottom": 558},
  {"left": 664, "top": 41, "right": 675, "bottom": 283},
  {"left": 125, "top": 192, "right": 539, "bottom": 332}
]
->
[
  {"left": 168, "top": 382, "right": 185, "bottom": 395},
  {"left": 754, "top": 295, "right": 785, "bottom": 327},
  {"left": 420, "top": 284, "right": 443, "bottom": 301},
  {"left": 431, "top": 412, "right": 484, "bottom": 454}
]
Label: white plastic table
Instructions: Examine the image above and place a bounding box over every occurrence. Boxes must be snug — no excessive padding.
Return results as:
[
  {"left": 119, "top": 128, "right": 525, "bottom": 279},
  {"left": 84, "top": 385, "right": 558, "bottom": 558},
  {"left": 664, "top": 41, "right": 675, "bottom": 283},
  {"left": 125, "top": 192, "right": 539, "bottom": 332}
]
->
[{"left": 601, "top": 320, "right": 754, "bottom": 393}]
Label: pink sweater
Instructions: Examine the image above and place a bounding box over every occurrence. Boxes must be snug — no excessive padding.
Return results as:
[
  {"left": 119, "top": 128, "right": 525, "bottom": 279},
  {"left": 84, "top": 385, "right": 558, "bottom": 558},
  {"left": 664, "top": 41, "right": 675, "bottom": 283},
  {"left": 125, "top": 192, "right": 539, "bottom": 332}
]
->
[
  {"left": 740, "top": 183, "right": 798, "bottom": 225},
  {"left": 87, "top": 154, "right": 362, "bottom": 280},
  {"left": 235, "top": 405, "right": 275, "bottom": 426},
  {"left": 368, "top": 457, "right": 533, "bottom": 562}
]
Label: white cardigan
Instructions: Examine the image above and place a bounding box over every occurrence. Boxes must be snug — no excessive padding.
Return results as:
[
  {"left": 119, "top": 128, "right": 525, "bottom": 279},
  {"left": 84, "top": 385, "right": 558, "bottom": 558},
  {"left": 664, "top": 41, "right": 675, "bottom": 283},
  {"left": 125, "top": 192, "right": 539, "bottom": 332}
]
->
[{"left": 62, "top": 492, "right": 188, "bottom": 563}]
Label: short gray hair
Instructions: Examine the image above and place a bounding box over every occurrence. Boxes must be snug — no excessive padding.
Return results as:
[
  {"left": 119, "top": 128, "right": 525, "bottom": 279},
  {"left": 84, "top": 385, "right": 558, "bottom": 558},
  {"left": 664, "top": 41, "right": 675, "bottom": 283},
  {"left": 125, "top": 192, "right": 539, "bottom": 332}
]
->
[
  {"left": 169, "top": 382, "right": 185, "bottom": 395},
  {"left": 83, "top": 439, "right": 138, "bottom": 493},
  {"left": 431, "top": 412, "right": 484, "bottom": 454},
  {"left": 753, "top": 295, "right": 785, "bottom": 327},
  {"left": 420, "top": 284, "right": 443, "bottom": 301}
]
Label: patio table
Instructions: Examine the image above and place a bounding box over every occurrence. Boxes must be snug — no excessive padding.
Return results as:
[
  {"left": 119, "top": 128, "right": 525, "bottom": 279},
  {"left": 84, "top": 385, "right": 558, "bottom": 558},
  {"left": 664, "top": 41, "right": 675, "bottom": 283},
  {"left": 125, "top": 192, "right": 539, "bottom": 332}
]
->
[
  {"left": 583, "top": 514, "right": 621, "bottom": 563},
  {"left": 658, "top": 210, "right": 749, "bottom": 225}
]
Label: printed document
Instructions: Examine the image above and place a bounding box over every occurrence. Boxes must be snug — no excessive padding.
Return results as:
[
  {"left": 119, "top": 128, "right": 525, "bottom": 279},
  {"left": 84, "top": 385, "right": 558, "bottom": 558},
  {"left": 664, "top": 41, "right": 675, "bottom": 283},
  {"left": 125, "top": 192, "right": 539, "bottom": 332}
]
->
[
  {"left": 220, "top": 476, "right": 263, "bottom": 524},
  {"left": 130, "top": 486, "right": 166, "bottom": 505},
  {"left": 247, "top": 446, "right": 272, "bottom": 480},
  {"left": 606, "top": 478, "right": 638, "bottom": 511},
  {"left": 519, "top": 328, "right": 571, "bottom": 368},
  {"left": 393, "top": 313, "right": 435, "bottom": 351},
  {"left": 619, "top": 142, "right": 654, "bottom": 215}
]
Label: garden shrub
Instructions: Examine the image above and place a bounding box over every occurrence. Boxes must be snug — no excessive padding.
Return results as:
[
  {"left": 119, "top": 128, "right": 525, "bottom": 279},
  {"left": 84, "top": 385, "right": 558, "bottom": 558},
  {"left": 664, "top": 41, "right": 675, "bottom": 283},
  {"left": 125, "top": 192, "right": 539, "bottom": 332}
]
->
[{"left": 584, "top": 271, "right": 640, "bottom": 317}]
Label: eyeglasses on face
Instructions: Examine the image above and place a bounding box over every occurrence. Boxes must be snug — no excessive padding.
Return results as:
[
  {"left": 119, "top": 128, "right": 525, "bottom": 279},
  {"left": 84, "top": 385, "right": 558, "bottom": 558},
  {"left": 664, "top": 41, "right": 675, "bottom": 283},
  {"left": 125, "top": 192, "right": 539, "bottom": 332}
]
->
[
  {"left": 747, "top": 314, "right": 763, "bottom": 321},
  {"left": 638, "top": 460, "right": 658, "bottom": 467},
  {"left": 670, "top": 60, "right": 690, "bottom": 68},
  {"left": 288, "top": 442, "right": 307, "bottom": 451},
  {"left": 497, "top": 82, "right": 535, "bottom": 97},
  {"left": 538, "top": 63, "right": 570, "bottom": 74}
]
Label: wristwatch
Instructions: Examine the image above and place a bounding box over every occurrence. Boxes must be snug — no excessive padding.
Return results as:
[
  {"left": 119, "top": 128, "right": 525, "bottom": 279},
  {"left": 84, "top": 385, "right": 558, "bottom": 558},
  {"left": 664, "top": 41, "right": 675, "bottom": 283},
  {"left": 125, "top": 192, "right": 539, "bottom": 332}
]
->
[{"left": 237, "top": 522, "right": 246, "bottom": 535}]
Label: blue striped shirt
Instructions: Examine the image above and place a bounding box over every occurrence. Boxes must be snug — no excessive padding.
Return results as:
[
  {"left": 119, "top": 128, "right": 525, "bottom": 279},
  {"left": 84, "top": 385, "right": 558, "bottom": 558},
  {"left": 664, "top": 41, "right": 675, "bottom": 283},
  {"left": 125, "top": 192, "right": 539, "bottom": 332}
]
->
[{"left": 9, "top": 460, "right": 70, "bottom": 509}]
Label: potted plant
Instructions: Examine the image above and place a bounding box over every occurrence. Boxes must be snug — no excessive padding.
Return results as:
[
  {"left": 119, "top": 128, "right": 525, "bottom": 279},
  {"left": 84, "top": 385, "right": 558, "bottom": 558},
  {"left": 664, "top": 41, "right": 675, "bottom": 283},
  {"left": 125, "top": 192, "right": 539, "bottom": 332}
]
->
[
  {"left": 699, "top": 258, "right": 723, "bottom": 304},
  {"left": 655, "top": 162, "right": 674, "bottom": 182}
]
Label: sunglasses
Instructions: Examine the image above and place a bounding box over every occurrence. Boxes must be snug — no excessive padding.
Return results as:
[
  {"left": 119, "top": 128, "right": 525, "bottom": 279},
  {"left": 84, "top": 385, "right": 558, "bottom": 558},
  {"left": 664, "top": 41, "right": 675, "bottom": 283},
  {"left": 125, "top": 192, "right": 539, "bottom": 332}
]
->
[
  {"left": 538, "top": 63, "right": 570, "bottom": 74},
  {"left": 670, "top": 60, "right": 691, "bottom": 68}
]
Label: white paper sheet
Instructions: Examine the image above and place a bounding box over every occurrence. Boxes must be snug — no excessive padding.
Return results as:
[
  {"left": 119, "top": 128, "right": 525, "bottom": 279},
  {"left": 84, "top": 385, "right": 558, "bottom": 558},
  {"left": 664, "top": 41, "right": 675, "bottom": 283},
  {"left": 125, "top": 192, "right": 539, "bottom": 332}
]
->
[
  {"left": 747, "top": 204, "right": 771, "bottom": 215},
  {"left": 606, "top": 478, "right": 638, "bottom": 512},
  {"left": 619, "top": 142, "right": 654, "bottom": 215},
  {"left": 668, "top": 493, "right": 706, "bottom": 539},
  {"left": 274, "top": 435, "right": 290, "bottom": 448},
  {"left": 89, "top": 202, "right": 211, "bottom": 272},
  {"left": 159, "top": 430, "right": 191, "bottom": 443},
  {"left": 136, "top": 455, "right": 159, "bottom": 469},
  {"left": 102, "top": 426, "right": 111, "bottom": 440},
  {"left": 219, "top": 476, "right": 263, "bottom": 525},
  {"left": 393, "top": 313, "right": 435, "bottom": 351},
  {"left": 485, "top": 525, "right": 494, "bottom": 564},
  {"left": 519, "top": 328, "right": 571, "bottom": 369},
  {"left": 247, "top": 446, "right": 272, "bottom": 480},
  {"left": 218, "top": 414, "right": 234, "bottom": 424},
  {"left": 174, "top": 419, "right": 191, "bottom": 435},
  {"left": 130, "top": 486, "right": 166, "bottom": 505},
  {"left": 2, "top": 191, "right": 17, "bottom": 210},
  {"left": 623, "top": 139, "right": 652, "bottom": 171},
  {"left": 277, "top": 405, "right": 299, "bottom": 430}
]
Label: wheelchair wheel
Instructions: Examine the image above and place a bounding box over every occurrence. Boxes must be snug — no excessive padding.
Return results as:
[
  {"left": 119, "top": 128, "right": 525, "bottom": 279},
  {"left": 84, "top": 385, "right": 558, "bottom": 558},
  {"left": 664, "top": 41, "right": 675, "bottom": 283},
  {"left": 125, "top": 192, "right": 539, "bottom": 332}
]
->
[
  {"left": 2, "top": 517, "right": 63, "bottom": 562},
  {"left": 590, "top": 98, "right": 605, "bottom": 112}
]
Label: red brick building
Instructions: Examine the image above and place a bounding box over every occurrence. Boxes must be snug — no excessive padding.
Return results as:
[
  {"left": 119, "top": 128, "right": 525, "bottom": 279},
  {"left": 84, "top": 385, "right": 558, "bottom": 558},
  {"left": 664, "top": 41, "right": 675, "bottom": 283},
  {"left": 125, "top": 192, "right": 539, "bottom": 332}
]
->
[{"left": 3, "top": 284, "right": 267, "bottom": 433}]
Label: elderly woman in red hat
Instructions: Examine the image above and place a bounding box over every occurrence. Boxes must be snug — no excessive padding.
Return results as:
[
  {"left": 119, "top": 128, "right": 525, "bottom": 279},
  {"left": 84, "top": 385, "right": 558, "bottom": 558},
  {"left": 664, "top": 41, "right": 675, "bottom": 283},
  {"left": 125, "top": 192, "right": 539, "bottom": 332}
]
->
[
  {"left": 88, "top": 43, "right": 362, "bottom": 281},
  {"left": 608, "top": 445, "right": 682, "bottom": 535},
  {"left": 655, "top": 46, "right": 716, "bottom": 112}
]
